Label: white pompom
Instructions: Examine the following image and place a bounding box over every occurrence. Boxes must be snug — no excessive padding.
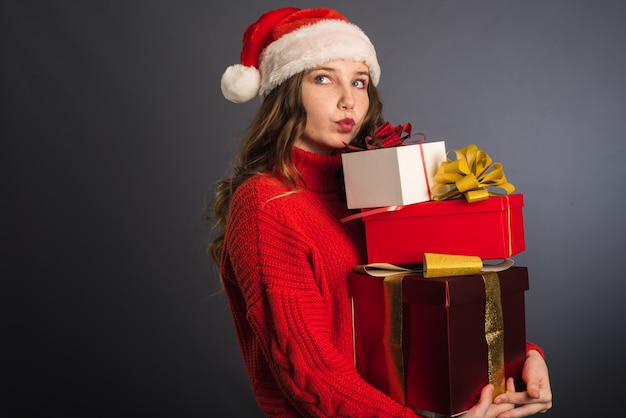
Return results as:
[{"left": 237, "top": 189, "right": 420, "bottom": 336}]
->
[{"left": 220, "top": 64, "right": 261, "bottom": 103}]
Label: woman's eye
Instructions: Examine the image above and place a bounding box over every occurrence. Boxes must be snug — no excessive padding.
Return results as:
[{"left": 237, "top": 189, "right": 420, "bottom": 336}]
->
[
  {"left": 353, "top": 79, "right": 366, "bottom": 88},
  {"left": 314, "top": 75, "right": 330, "bottom": 84}
]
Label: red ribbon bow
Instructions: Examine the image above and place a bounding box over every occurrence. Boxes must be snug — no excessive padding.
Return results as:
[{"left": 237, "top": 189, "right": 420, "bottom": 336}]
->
[{"left": 344, "top": 121, "right": 425, "bottom": 151}]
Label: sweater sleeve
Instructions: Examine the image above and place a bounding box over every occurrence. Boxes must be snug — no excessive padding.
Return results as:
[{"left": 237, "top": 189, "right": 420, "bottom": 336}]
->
[
  {"left": 526, "top": 341, "right": 545, "bottom": 358},
  {"left": 224, "top": 192, "right": 417, "bottom": 417}
]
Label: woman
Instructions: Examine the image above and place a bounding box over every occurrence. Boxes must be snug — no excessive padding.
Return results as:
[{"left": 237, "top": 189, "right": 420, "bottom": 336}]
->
[{"left": 207, "top": 7, "right": 552, "bottom": 417}]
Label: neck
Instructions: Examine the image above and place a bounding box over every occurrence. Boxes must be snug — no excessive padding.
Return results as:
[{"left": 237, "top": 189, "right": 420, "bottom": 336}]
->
[{"left": 291, "top": 147, "right": 343, "bottom": 192}]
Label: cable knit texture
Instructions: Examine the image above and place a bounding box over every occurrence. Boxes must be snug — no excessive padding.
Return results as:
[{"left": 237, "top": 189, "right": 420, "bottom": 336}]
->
[
  {"left": 221, "top": 147, "right": 417, "bottom": 417},
  {"left": 221, "top": 147, "right": 543, "bottom": 417}
]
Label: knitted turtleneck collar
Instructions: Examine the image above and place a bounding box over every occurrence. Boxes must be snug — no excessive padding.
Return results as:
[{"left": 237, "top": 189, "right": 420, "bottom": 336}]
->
[{"left": 291, "top": 147, "right": 343, "bottom": 193}]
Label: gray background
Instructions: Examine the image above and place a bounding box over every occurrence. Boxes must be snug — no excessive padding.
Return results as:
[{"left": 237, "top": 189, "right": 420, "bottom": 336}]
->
[{"left": 3, "top": 1, "right": 625, "bottom": 417}]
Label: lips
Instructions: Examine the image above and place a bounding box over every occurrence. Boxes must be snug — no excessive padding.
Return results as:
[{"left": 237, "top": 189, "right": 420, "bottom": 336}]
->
[{"left": 337, "top": 118, "right": 355, "bottom": 133}]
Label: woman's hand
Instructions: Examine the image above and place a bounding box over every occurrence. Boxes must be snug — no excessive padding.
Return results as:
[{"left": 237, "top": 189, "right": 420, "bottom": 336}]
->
[
  {"left": 492, "top": 349, "right": 553, "bottom": 417},
  {"left": 460, "top": 384, "right": 515, "bottom": 418},
  {"left": 460, "top": 349, "right": 552, "bottom": 418}
]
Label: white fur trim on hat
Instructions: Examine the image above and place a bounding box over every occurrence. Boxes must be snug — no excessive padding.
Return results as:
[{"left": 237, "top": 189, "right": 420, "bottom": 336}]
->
[
  {"left": 221, "top": 64, "right": 261, "bottom": 103},
  {"left": 258, "top": 19, "right": 380, "bottom": 97}
]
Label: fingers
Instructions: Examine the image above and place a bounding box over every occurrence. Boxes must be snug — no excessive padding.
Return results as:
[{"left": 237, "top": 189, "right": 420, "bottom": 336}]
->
[
  {"left": 466, "top": 384, "right": 494, "bottom": 417},
  {"left": 523, "top": 368, "right": 542, "bottom": 400},
  {"left": 525, "top": 381, "right": 541, "bottom": 400},
  {"left": 522, "top": 350, "right": 549, "bottom": 400},
  {"left": 492, "top": 376, "right": 552, "bottom": 418},
  {"left": 479, "top": 384, "right": 495, "bottom": 407},
  {"left": 463, "top": 384, "right": 517, "bottom": 418},
  {"left": 506, "top": 377, "right": 516, "bottom": 393},
  {"left": 495, "top": 403, "right": 552, "bottom": 418},
  {"left": 493, "top": 378, "right": 515, "bottom": 405}
]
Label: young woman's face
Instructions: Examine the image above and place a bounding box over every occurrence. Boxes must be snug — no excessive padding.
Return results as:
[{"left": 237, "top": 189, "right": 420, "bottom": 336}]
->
[{"left": 295, "top": 60, "right": 371, "bottom": 155}]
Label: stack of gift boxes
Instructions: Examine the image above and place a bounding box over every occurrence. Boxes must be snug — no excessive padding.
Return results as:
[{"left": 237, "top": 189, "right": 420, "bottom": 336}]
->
[{"left": 341, "top": 123, "right": 530, "bottom": 417}]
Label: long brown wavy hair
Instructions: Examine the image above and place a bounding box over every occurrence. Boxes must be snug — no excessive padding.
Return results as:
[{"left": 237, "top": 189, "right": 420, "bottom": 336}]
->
[{"left": 204, "top": 71, "right": 384, "bottom": 266}]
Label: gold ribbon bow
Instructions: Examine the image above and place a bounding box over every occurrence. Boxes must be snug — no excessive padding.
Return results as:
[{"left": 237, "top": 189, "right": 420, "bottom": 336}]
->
[
  {"left": 354, "top": 254, "right": 512, "bottom": 403},
  {"left": 431, "top": 144, "right": 515, "bottom": 203}
]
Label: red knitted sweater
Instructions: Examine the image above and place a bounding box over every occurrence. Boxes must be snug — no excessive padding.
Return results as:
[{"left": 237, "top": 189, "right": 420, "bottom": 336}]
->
[{"left": 221, "top": 147, "right": 542, "bottom": 417}]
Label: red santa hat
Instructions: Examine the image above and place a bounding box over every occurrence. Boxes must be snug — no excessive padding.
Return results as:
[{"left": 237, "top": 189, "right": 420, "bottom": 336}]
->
[{"left": 221, "top": 7, "right": 381, "bottom": 103}]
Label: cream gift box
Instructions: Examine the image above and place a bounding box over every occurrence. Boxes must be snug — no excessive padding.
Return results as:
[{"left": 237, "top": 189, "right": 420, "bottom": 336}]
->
[{"left": 341, "top": 141, "right": 447, "bottom": 209}]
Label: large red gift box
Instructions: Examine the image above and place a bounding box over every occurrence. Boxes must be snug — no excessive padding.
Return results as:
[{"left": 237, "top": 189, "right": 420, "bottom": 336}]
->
[
  {"left": 362, "top": 194, "right": 525, "bottom": 265},
  {"left": 349, "top": 266, "right": 528, "bottom": 417}
]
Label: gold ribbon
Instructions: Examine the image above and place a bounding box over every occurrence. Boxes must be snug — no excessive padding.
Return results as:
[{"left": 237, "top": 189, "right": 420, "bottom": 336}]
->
[
  {"left": 505, "top": 195, "right": 513, "bottom": 256},
  {"left": 354, "top": 255, "right": 512, "bottom": 404},
  {"left": 423, "top": 253, "right": 482, "bottom": 278},
  {"left": 355, "top": 253, "right": 513, "bottom": 279},
  {"left": 431, "top": 144, "right": 515, "bottom": 203},
  {"left": 482, "top": 272, "right": 506, "bottom": 398},
  {"left": 383, "top": 274, "right": 408, "bottom": 404}
]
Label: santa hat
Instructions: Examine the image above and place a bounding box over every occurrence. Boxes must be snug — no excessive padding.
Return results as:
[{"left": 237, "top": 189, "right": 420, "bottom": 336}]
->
[{"left": 221, "top": 7, "right": 380, "bottom": 103}]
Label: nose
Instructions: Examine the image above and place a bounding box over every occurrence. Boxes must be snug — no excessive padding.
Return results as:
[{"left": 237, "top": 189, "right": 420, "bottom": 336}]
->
[{"left": 338, "top": 85, "right": 355, "bottom": 110}]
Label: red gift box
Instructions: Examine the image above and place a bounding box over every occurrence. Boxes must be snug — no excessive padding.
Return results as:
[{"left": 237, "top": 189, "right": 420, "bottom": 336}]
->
[
  {"left": 349, "top": 266, "right": 528, "bottom": 417},
  {"left": 362, "top": 194, "right": 525, "bottom": 265}
]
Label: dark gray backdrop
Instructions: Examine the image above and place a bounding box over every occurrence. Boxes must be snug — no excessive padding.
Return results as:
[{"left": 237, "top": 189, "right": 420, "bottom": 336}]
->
[{"left": 3, "top": 1, "right": 625, "bottom": 417}]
